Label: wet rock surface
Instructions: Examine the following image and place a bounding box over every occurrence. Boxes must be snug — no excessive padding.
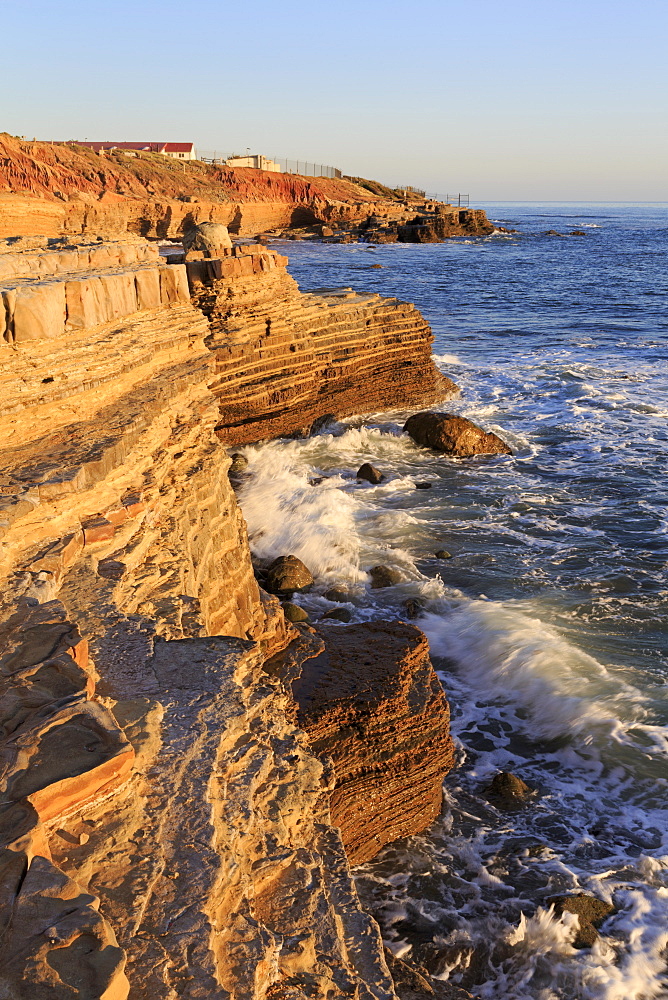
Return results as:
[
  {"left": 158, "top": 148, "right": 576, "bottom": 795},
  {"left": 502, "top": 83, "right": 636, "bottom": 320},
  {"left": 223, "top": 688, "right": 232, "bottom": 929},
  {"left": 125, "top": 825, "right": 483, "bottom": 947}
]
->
[
  {"left": 369, "top": 565, "right": 403, "bottom": 588},
  {"left": 282, "top": 601, "right": 310, "bottom": 623},
  {"left": 404, "top": 412, "right": 512, "bottom": 457},
  {"left": 384, "top": 950, "right": 476, "bottom": 1000},
  {"left": 357, "top": 462, "right": 384, "bottom": 484},
  {"left": 485, "top": 771, "right": 535, "bottom": 810},
  {"left": 322, "top": 607, "right": 353, "bottom": 622}
]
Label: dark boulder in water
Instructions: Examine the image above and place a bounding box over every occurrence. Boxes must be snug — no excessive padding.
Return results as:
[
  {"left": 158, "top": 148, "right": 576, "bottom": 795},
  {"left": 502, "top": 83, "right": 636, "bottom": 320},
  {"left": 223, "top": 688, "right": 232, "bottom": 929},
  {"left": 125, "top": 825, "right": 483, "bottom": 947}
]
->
[
  {"left": 404, "top": 411, "right": 512, "bottom": 457},
  {"left": 265, "top": 555, "right": 314, "bottom": 595},
  {"left": 403, "top": 598, "right": 424, "bottom": 620},
  {"left": 324, "top": 586, "right": 351, "bottom": 603},
  {"left": 357, "top": 462, "right": 384, "bottom": 484},
  {"left": 228, "top": 452, "right": 249, "bottom": 486},
  {"left": 369, "top": 565, "right": 403, "bottom": 588},
  {"left": 281, "top": 601, "right": 310, "bottom": 623},
  {"left": 485, "top": 771, "right": 534, "bottom": 809}
]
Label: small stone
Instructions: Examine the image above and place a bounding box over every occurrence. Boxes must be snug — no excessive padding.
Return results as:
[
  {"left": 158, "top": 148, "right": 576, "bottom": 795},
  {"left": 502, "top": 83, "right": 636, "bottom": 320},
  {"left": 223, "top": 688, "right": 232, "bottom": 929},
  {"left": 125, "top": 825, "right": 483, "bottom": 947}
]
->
[
  {"left": 322, "top": 607, "right": 352, "bottom": 622},
  {"left": 282, "top": 602, "right": 309, "bottom": 623},
  {"left": 435, "top": 549, "right": 452, "bottom": 559},
  {"left": 403, "top": 598, "right": 423, "bottom": 619},
  {"left": 547, "top": 893, "right": 615, "bottom": 949},
  {"left": 357, "top": 463, "right": 384, "bottom": 484},
  {"left": 369, "top": 565, "right": 402, "bottom": 589},
  {"left": 485, "top": 771, "right": 534, "bottom": 809},
  {"left": 265, "top": 555, "right": 314, "bottom": 595},
  {"left": 414, "top": 482, "right": 432, "bottom": 489}
]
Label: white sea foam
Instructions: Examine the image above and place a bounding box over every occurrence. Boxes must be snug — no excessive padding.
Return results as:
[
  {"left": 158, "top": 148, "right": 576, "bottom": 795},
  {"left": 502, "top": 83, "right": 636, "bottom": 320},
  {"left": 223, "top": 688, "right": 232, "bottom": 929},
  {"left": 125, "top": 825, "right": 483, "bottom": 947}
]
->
[
  {"left": 433, "top": 352, "right": 463, "bottom": 365},
  {"left": 420, "top": 602, "right": 648, "bottom": 742}
]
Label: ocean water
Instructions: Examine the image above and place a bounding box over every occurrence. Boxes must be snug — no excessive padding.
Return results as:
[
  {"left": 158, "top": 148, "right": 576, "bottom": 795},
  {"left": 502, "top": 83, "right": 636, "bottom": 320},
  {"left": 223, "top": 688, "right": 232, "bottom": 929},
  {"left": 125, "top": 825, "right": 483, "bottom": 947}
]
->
[{"left": 236, "top": 204, "right": 668, "bottom": 999}]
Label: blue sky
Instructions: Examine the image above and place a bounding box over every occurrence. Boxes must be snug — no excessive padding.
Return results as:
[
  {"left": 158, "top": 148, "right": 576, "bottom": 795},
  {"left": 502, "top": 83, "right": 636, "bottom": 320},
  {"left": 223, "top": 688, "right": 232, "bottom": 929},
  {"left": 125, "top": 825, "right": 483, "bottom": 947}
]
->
[{"left": 2, "top": 0, "right": 666, "bottom": 200}]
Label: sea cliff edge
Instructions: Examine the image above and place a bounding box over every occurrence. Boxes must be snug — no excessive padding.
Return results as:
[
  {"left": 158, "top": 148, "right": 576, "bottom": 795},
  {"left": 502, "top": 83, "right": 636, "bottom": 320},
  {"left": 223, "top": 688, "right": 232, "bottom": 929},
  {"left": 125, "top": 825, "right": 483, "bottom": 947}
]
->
[{"left": 0, "top": 229, "right": 470, "bottom": 1000}]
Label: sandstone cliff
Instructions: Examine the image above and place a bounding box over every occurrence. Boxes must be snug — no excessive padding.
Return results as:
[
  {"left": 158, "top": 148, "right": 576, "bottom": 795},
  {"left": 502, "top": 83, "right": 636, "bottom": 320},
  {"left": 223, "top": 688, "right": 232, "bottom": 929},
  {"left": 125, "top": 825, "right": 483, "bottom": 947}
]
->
[
  {"left": 0, "top": 135, "right": 409, "bottom": 240},
  {"left": 0, "top": 234, "right": 457, "bottom": 998}
]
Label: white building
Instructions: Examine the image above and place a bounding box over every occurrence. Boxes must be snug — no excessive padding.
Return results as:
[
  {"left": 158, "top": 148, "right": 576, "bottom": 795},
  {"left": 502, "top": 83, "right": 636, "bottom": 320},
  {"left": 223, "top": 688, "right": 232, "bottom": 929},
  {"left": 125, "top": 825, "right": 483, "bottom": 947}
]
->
[{"left": 225, "top": 154, "right": 282, "bottom": 172}]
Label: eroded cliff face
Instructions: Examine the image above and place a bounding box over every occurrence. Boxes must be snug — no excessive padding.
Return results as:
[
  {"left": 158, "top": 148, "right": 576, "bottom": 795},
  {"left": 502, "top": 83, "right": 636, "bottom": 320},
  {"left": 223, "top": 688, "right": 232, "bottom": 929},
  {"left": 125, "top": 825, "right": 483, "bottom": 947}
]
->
[
  {"left": 0, "top": 235, "right": 456, "bottom": 998},
  {"left": 0, "top": 135, "right": 492, "bottom": 246},
  {"left": 189, "top": 247, "right": 457, "bottom": 444},
  {"left": 0, "top": 134, "right": 410, "bottom": 240}
]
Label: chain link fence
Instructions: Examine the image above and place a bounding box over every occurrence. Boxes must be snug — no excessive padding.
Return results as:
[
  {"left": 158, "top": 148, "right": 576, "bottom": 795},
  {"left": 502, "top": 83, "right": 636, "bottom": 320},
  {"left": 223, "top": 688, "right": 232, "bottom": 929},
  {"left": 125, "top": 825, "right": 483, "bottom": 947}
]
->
[{"left": 197, "top": 151, "right": 341, "bottom": 178}]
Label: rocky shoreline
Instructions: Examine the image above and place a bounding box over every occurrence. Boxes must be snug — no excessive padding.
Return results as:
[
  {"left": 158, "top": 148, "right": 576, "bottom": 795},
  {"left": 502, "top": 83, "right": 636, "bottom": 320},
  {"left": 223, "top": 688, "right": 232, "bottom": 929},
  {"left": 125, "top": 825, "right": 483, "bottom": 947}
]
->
[{"left": 0, "top": 220, "right": 496, "bottom": 999}]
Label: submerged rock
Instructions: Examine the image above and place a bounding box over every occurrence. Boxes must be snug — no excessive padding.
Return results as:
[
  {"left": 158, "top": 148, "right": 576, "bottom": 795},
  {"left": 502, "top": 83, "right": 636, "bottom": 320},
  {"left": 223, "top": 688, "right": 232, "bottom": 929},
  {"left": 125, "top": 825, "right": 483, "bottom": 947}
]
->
[
  {"left": 384, "top": 948, "right": 475, "bottom": 999},
  {"left": 403, "top": 598, "right": 424, "bottom": 620},
  {"left": 357, "top": 462, "right": 384, "bottom": 484},
  {"left": 435, "top": 549, "right": 452, "bottom": 559},
  {"left": 229, "top": 452, "right": 248, "bottom": 474},
  {"left": 404, "top": 411, "right": 512, "bottom": 457},
  {"left": 547, "top": 893, "right": 615, "bottom": 948},
  {"left": 265, "top": 555, "right": 314, "bottom": 595}
]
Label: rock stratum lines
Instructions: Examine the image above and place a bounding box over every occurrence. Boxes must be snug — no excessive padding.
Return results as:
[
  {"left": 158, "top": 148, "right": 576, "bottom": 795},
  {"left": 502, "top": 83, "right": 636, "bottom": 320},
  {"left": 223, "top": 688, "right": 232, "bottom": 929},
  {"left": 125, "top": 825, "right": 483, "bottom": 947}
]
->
[{"left": 0, "top": 232, "right": 458, "bottom": 999}]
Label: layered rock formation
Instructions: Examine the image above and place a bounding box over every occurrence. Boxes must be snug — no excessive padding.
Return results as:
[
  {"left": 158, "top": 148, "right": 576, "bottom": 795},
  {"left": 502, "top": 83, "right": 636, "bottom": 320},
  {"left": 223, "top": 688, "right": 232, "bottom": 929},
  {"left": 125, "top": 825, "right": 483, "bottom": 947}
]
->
[
  {"left": 0, "top": 234, "right": 457, "bottom": 998},
  {"left": 292, "top": 622, "right": 456, "bottom": 865},
  {"left": 361, "top": 206, "right": 494, "bottom": 243},
  {"left": 189, "top": 246, "right": 457, "bottom": 444}
]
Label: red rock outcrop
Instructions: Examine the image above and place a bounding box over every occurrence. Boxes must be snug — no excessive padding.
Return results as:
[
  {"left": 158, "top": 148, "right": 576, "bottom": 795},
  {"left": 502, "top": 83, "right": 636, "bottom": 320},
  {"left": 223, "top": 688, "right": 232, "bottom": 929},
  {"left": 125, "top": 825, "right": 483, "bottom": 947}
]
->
[
  {"left": 189, "top": 247, "right": 457, "bottom": 444},
  {"left": 0, "top": 134, "right": 493, "bottom": 243},
  {"left": 291, "top": 622, "right": 456, "bottom": 865},
  {"left": 0, "top": 134, "right": 411, "bottom": 239}
]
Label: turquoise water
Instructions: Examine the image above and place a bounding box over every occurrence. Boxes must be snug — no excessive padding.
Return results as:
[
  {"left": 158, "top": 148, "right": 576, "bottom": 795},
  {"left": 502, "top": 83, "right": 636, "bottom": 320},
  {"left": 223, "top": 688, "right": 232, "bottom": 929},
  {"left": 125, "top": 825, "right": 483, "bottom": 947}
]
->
[{"left": 237, "top": 205, "right": 668, "bottom": 998}]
